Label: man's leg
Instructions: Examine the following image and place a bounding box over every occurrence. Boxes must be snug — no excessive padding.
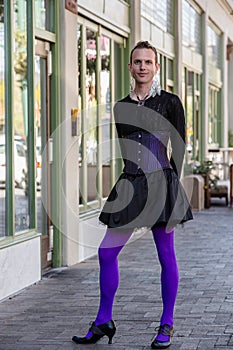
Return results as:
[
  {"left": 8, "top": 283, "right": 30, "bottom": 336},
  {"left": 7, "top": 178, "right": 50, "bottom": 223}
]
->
[
  {"left": 152, "top": 225, "right": 179, "bottom": 342},
  {"left": 85, "top": 228, "right": 133, "bottom": 338}
]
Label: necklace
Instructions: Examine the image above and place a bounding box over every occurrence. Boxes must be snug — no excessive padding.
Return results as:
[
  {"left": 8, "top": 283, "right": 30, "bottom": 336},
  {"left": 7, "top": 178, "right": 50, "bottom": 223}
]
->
[
  {"left": 129, "top": 76, "right": 161, "bottom": 103},
  {"left": 136, "top": 94, "right": 149, "bottom": 106}
]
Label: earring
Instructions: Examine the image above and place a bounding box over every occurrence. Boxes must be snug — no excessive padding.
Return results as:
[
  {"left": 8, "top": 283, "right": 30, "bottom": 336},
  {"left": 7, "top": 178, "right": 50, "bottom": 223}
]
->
[
  {"left": 130, "top": 76, "right": 135, "bottom": 94},
  {"left": 149, "top": 74, "right": 161, "bottom": 97}
]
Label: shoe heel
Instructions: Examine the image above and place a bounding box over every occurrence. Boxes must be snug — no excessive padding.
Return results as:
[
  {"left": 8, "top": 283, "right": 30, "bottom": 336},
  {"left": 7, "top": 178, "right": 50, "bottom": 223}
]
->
[
  {"left": 108, "top": 335, "right": 113, "bottom": 344},
  {"left": 107, "top": 328, "right": 115, "bottom": 344}
]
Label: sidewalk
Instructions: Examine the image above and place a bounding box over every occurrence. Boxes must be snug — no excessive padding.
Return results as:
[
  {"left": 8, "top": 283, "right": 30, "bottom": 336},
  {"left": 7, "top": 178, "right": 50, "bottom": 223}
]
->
[{"left": 0, "top": 203, "right": 233, "bottom": 350}]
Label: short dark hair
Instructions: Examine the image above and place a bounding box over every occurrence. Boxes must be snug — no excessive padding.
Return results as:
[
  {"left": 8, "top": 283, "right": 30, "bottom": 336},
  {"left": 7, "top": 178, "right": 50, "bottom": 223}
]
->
[{"left": 130, "top": 41, "right": 158, "bottom": 64}]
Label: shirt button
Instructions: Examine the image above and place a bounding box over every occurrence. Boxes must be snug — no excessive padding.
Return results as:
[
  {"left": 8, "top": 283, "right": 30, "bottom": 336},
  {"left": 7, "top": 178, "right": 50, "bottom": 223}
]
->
[
  {"left": 138, "top": 158, "right": 141, "bottom": 162},
  {"left": 139, "top": 142, "right": 141, "bottom": 146},
  {"left": 138, "top": 150, "right": 141, "bottom": 154},
  {"left": 138, "top": 134, "right": 141, "bottom": 138}
]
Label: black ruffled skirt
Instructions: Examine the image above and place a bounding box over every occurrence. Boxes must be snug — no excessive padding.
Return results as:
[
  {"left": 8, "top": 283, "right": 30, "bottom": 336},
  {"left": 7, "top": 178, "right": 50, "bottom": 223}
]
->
[{"left": 99, "top": 168, "right": 193, "bottom": 231}]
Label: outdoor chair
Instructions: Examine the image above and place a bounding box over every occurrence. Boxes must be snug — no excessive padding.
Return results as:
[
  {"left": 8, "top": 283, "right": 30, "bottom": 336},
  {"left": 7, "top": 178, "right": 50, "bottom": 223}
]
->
[{"left": 210, "top": 184, "right": 228, "bottom": 206}]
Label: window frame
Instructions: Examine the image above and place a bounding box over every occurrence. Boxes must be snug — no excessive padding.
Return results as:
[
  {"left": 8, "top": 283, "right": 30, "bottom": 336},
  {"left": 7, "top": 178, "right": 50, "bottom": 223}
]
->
[
  {"left": 182, "top": 0, "right": 202, "bottom": 53},
  {"left": 78, "top": 17, "right": 125, "bottom": 214},
  {"left": 141, "top": 0, "right": 174, "bottom": 34},
  {"left": 0, "top": 0, "right": 57, "bottom": 245},
  {"left": 159, "top": 53, "right": 174, "bottom": 92}
]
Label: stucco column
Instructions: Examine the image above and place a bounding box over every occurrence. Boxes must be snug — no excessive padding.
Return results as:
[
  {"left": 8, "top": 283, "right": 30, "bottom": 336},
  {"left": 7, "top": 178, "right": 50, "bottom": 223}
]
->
[
  {"left": 130, "top": 0, "right": 141, "bottom": 48},
  {"left": 60, "top": 6, "right": 80, "bottom": 266},
  {"left": 201, "top": 10, "right": 209, "bottom": 161},
  {"left": 174, "top": 0, "right": 182, "bottom": 97}
]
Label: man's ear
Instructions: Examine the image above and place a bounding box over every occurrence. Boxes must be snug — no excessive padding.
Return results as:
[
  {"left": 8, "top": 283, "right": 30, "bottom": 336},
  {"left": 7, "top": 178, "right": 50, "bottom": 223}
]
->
[
  {"left": 128, "top": 63, "right": 132, "bottom": 72},
  {"left": 155, "top": 63, "right": 160, "bottom": 72}
]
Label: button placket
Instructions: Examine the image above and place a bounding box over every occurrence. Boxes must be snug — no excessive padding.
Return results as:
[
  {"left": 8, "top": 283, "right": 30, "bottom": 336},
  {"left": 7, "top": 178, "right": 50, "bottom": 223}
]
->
[{"left": 137, "top": 133, "right": 142, "bottom": 169}]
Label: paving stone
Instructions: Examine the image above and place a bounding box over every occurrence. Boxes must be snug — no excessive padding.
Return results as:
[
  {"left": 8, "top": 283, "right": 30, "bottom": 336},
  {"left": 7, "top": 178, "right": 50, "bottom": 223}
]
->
[{"left": 0, "top": 205, "right": 233, "bottom": 349}]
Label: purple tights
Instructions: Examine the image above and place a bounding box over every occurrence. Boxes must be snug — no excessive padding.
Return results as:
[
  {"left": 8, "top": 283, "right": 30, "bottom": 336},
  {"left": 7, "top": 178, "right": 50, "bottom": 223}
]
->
[{"left": 86, "top": 226, "right": 179, "bottom": 341}]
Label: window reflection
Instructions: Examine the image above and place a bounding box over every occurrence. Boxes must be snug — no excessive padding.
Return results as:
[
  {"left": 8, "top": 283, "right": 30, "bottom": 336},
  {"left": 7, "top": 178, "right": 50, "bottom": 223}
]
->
[
  {"left": 208, "top": 87, "right": 220, "bottom": 147},
  {"left": 167, "top": 59, "right": 173, "bottom": 81},
  {"left": 208, "top": 25, "right": 221, "bottom": 68},
  {"left": 85, "top": 29, "right": 98, "bottom": 202},
  {"left": 77, "top": 25, "right": 82, "bottom": 165},
  {"left": 141, "top": 0, "right": 173, "bottom": 34},
  {"left": 0, "top": 0, "right": 5, "bottom": 237},
  {"left": 34, "top": 51, "right": 49, "bottom": 236},
  {"left": 100, "top": 35, "right": 111, "bottom": 197},
  {"left": 100, "top": 35, "right": 110, "bottom": 165},
  {"left": 35, "top": 0, "right": 46, "bottom": 29},
  {"left": 78, "top": 27, "right": 98, "bottom": 204},
  {"left": 13, "top": 0, "right": 29, "bottom": 232},
  {"left": 78, "top": 24, "right": 124, "bottom": 206},
  {"left": 182, "top": 0, "right": 201, "bottom": 53},
  {"left": 186, "top": 71, "right": 194, "bottom": 157},
  {"left": 34, "top": 0, "right": 54, "bottom": 31},
  {"left": 86, "top": 29, "right": 97, "bottom": 168}
]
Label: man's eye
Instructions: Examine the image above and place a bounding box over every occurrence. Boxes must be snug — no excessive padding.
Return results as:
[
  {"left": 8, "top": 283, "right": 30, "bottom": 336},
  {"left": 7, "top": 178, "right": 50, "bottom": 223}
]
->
[
  {"left": 146, "top": 61, "right": 152, "bottom": 64},
  {"left": 134, "top": 60, "right": 141, "bottom": 64}
]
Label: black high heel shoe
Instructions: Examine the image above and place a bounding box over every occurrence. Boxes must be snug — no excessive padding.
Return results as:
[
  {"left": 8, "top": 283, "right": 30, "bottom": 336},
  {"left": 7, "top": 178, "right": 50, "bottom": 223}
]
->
[
  {"left": 72, "top": 320, "right": 116, "bottom": 345},
  {"left": 151, "top": 324, "right": 174, "bottom": 349}
]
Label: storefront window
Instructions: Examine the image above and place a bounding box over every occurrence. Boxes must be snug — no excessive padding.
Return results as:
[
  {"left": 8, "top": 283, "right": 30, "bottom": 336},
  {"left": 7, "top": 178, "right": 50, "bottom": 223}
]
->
[
  {"left": 100, "top": 35, "right": 110, "bottom": 162},
  {"left": 141, "top": 0, "right": 173, "bottom": 34},
  {"left": 208, "top": 24, "right": 221, "bottom": 149},
  {"left": 187, "top": 71, "right": 194, "bottom": 154},
  {"left": 182, "top": 0, "right": 201, "bottom": 53},
  {"left": 208, "top": 86, "right": 220, "bottom": 147},
  {"left": 85, "top": 28, "right": 98, "bottom": 202},
  {"left": 13, "top": 0, "right": 29, "bottom": 232},
  {"left": 159, "top": 53, "right": 173, "bottom": 92},
  {"left": 78, "top": 21, "right": 125, "bottom": 210},
  {"left": 100, "top": 35, "right": 111, "bottom": 197},
  {"left": 78, "top": 26, "right": 98, "bottom": 204},
  {"left": 208, "top": 24, "right": 221, "bottom": 68},
  {"left": 86, "top": 29, "right": 97, "bottom": 166},
  {"left": 183, "top": 67, "right": 201, "bottom": 162},
  {"left": 0, "top": 0, "right": 5, "bottom": 237},
  {"left": 35, "top": 0, "right": 54, "bottom": 32},
  {"left": 34, "top": 55, "right": 43, "bottom": 234}
]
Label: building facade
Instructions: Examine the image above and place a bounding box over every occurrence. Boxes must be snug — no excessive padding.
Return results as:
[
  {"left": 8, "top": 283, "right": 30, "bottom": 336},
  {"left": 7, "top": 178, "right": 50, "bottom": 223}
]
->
[{"left": 0, "top": 0, "right": 233, "bottom": 301}]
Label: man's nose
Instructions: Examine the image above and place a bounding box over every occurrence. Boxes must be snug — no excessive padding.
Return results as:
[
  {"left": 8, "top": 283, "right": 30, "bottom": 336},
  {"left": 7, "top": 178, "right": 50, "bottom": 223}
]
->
[{"left": 140, "top": 61, "right": 146, "bottom": 70}]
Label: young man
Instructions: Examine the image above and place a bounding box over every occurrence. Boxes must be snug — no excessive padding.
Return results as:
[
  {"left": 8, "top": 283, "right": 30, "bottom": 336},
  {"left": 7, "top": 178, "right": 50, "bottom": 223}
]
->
[{"left": 72, "top": 41, "right": 192, "bottom": 349}]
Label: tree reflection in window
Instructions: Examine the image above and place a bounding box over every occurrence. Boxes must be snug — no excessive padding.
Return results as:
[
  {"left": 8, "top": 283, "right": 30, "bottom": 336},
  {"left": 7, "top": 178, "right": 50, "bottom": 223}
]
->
[
  {"left": 85, "top": 29, "right": 97, "bottom": 169},
  {"left": 13, "top": 0, "right": 30, "bottom": 232}
]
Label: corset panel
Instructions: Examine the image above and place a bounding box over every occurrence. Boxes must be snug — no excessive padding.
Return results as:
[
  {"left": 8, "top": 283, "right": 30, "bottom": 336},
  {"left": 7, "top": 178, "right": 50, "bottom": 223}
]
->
[{"left": 122, "top": 131, "right": 171, "bottom": 174}]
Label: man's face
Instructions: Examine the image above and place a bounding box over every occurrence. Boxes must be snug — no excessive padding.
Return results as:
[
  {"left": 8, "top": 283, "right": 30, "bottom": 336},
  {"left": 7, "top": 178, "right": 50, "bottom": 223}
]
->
[{"left": 128, "top": 48, "right": 160, "bottom": 85}]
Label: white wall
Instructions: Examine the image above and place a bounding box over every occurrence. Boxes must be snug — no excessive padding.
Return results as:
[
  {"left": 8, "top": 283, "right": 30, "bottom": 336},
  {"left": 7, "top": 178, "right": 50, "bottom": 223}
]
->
[
  {"left": 78, "top": 216, "right": 106, "bottom": 262},
  {"left": 60, "top": 7, "right": 80, "bottom": 266},
  {"left": 0, "top": 237, "right": 41, "bottom": 300}
]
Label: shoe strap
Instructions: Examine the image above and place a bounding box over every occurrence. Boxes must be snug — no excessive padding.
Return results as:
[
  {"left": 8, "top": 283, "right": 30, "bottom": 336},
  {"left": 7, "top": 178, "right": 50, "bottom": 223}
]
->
[
  {"left": 89, "top": 322, "right": 105, "bottom": 336},
  {"left": 156, "top": 324, "right": 174, "bottom": 337}
]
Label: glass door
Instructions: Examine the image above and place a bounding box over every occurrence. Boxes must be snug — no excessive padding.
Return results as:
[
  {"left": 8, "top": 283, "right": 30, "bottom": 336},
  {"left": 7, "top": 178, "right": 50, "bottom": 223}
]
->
[{"left": 35, "top": 39, "right": 52, "bottom": 271}]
